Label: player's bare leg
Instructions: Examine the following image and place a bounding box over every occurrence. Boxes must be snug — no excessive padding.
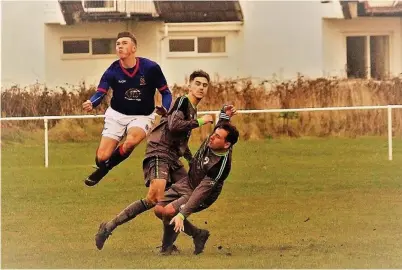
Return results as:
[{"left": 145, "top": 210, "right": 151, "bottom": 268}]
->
[
  {"left": 85, "top": 137, "right": 118, "bottom": 186},
  {"left": 106, "top": 127, "right": 146, "bottom": 169},
  {"left": 85, "top": 128, "right": 145, "bottom": 186}
]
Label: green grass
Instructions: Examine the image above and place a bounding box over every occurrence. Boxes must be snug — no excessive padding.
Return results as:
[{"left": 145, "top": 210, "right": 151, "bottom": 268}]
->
[{"left": 2, "top": 137, "right": 402, "bottom": 268}]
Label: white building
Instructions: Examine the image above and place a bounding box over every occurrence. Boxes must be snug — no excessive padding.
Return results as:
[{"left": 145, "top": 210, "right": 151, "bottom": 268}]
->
[{"left": 1, "top": 0, "right": 401, "bottom": 88}]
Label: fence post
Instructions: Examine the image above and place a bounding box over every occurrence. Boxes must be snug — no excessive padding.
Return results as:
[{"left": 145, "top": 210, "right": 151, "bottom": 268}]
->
[
  {"left": 387, "top": 106, "right": 393, "bottom": 161},
  {"left": 44, "top": 117, "right": 49, "bottom": 168}
]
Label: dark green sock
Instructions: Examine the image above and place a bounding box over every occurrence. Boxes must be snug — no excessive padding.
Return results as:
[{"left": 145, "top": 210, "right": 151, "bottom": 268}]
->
[
  {"left": 162, "top": 223, "right": 179, "bottom": 248},
  {"left": 183, "top": 219, "right": 201, "bottom": 237},
  {"left": 106, "top": 199, "right": 153, "bottom": 231}
]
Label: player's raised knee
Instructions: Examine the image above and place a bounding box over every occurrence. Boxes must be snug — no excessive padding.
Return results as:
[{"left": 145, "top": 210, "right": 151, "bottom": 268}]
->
[
  {"left": 96, "top": 150, "right": 111, "bottom": 162},
  {"left": 154, "top": 205, "right": 164, "bottom": 219},
  {"left": 126, "top": 129, "right": 146, "bottom": 147},
  {"left": 122, "top": 139, "right": 137, "bottom": 152},
  {"left": 163, "top": 204, "right": 177, "bottom": 219}
]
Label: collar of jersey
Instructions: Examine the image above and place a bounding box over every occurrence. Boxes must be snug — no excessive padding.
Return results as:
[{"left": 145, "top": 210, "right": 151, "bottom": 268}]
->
[
  {"left": 211, "top": 149, "right": 228, "bottom": 157},
  {"left": 119, "top": 58, "right": 140, "bottom": 78},
  {"left": 185, "top": 95, "right": 197, "bottom": 109}
]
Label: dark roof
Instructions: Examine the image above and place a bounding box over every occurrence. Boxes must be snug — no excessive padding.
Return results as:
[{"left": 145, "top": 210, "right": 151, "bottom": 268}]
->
[
  {"left": 362, "top": 1, "right": 402, "bottom": 16},
  {"left": 58, "top": 0, "right": 243, "bottom": 25},
  {"left": 154, "top": 1, "right": 243, "bottom": 23},
  {"left": 340, "top": 1, "right": 402, "bottom": 18},
  {"left": 59, "top": 1, "right": 84, "bottom": 25}
]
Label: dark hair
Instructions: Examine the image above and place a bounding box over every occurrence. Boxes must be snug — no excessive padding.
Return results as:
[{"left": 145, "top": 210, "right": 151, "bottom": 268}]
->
[
  {"left": 216, "top": 122, "right": 239, "bottom": 146},
  {"left": 189, "top": 70, "right": 210, "bottom": 83},
  {"left": 117, "top": 31, "right": 137, "bottom": 46}
]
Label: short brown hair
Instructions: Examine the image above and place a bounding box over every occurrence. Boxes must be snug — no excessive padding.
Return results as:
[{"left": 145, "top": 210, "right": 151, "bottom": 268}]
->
[
  {"left": 117, "top": 31, "right": 137, "bottom": 46},
  {"left": 189, "top": 70, "right": 210, "bottom": 83}
]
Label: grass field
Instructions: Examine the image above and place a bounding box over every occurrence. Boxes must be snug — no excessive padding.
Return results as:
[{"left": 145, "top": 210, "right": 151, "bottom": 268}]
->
[{"left": 2, "top": 137, "right": 402, "bottom": 268}]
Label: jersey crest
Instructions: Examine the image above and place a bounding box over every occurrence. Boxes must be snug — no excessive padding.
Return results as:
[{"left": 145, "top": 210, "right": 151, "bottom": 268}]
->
[
  {"left": 125, "top": 88, "right": 141, "bottom": 101},
  {"left": 140, "top": 76, "right": 146, "bottom": 86}
]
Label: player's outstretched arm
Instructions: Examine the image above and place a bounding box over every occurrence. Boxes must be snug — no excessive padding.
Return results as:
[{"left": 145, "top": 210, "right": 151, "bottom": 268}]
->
[
  {"left": 82, "top": 100, "right": 93, "bottom": 112},
  {"left": 216, "top": 105, "right": 237, "bottom": 125},
  {"left": 169, "top": 179, "right": 216, "bottom": 232},
  {"left": 183, "top": 146, "right": 193, "bottom": 164},
  {"left": 84, "top": 69, "right": 112, "bottom": 112},
  {"left": 167, "top": 97, "right": 213, "bottom": 132},
  {"left": 83, "top": 91, "right": 107, "bottom": 112},
  {"left": 151, "top": 64, "right": 172, "bottom": 113}
]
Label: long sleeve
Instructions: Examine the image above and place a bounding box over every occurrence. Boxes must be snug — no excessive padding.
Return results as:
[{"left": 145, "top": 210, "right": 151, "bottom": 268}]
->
[
  {"left": 90, "top": 69, "right": 112, "bottom": 107},
  {"left": 179, "top": 178, "right": 217, "bottom": 218},
  {"left": 183, "top": 146, "right": 193, "bottom": 163},
  {"left": 167, "top": 96, "right": 199, "bottom": 132},
  {"left": 151, "top": 64, "right": 172, "bottom": 110},
  {"left": 215, "top": 105, "right": 231, "bottom": 126},
  {"left": 179, "top": 154, "right": 230, "bottom": 218}
]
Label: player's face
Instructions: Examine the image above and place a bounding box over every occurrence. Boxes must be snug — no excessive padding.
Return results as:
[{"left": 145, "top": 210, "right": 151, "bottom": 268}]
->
[
  {"left": 208, "top": 128, "right": 231, "bottom": 151},
  {"left": 116, "top": 37, "right": 136, "bottom": 59},
  {"left": 188, "top": 77, "right": 209, "bottom": 100}
]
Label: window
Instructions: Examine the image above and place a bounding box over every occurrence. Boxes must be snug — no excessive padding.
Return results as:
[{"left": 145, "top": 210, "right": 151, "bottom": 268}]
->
[
  {"left": 92, "top": 38, "right": 116, "bottom": 55},
  {"left": 168, "top": 36, "right": 226, "bottom": 56},
  {"left": 346, "top": 35, "right": 390, "bottom": 80},
  {"left": 63, "top": 40, "right": 90, "bottom": 54},
  {"left": 198, "top": 37, "right": 225, "bottom": 53},
  {"left": 169, "top": 39, "right": 195, "bottom": 52},
  {"left": 62, "top": 38, "right": 116, "bottom": 57},
  {"left": 83, "top": 0, "right": 116, "bottom": 11}
]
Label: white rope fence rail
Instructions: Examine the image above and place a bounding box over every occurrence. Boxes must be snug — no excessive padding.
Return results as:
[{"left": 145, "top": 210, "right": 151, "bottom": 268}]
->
[{"left": 2, "top": 104, "right": 402, "bottom": 167}]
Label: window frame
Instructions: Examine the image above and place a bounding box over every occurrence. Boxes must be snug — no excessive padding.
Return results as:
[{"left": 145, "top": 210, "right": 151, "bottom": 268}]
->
[
  {"left": 343, "top": 31, "right": 393, "bottom": 80},
  {"left": 167, "top": 35, "right": 227, "bottom": 58},
  {"left": 82, "top": 0, "right": 117, "bottom": 12},
  {"left": 61, "top": 37, "right": 117, "bottom": 60}
]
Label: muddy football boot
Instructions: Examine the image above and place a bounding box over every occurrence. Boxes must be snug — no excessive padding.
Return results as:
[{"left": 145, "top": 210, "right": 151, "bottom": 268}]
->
[
  {"left": 85, "top": 167, "right": 109, "bottom": 186},
  {"left": 193, "top": 229, "right": 210, "bottom": 255},
  {"left": 159, "top": 245, "right": 180, "bottom": 256},
  {"left": 95, "top": 222, "right": 112, "bottom": 250}
]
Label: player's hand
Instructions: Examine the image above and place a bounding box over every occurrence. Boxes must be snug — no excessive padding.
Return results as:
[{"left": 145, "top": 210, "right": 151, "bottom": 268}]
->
[
  {"left": 224, "top": 105, "right": 237, "bottom": 117},
  {"left": 82, "top": 100, "right": 93, "bottom": 112},
  {"left": 170, "top": 214, "right": 185, "bottom": 233},
  {"left": 155, "top": 106, "right": 167, "bottom": 116},
  {"left": 201, "top": 115, "right": 214, "bottom": 125}
]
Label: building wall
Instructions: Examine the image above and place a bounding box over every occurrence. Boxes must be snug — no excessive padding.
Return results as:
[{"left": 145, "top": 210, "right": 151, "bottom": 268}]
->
[
  {"left": 240, "top": 0, "right": 339, "bottom": 81},
  {"left": 160, "top": 0, "right": 344, "bottom": 84},
  {"left": 159, "top": 22, "right": 244, "bottom": 85},
  {"left": 323, "top": 17, "right": 402, "bottom": 78},
  {"left": 1, "top": 1, "right": 47, "bottom": 87},
  {"left": 44, "top": 21, "right": 162, "bottom": 87},
  {"left": 44, "top": 0, "right": 65, "bottom": 24},
  {"left": 3, "top": 0, "right": 401, "bottom": 89}
]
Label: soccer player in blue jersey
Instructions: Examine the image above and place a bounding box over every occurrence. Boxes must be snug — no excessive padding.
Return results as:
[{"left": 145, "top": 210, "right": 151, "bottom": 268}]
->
[{"left": 82, "top": 31, "right": 172, "bottom": 186}]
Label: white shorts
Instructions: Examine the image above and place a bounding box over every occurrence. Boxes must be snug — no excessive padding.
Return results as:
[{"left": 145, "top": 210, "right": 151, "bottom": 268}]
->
[{"left": 102, "top": 107, "right": 156, "bottom": 141}]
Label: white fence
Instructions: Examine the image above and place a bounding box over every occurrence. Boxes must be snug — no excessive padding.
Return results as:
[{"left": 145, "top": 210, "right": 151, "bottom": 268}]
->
[{"left": 1, "top": 104, "right": 402, "bottom": 167}]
